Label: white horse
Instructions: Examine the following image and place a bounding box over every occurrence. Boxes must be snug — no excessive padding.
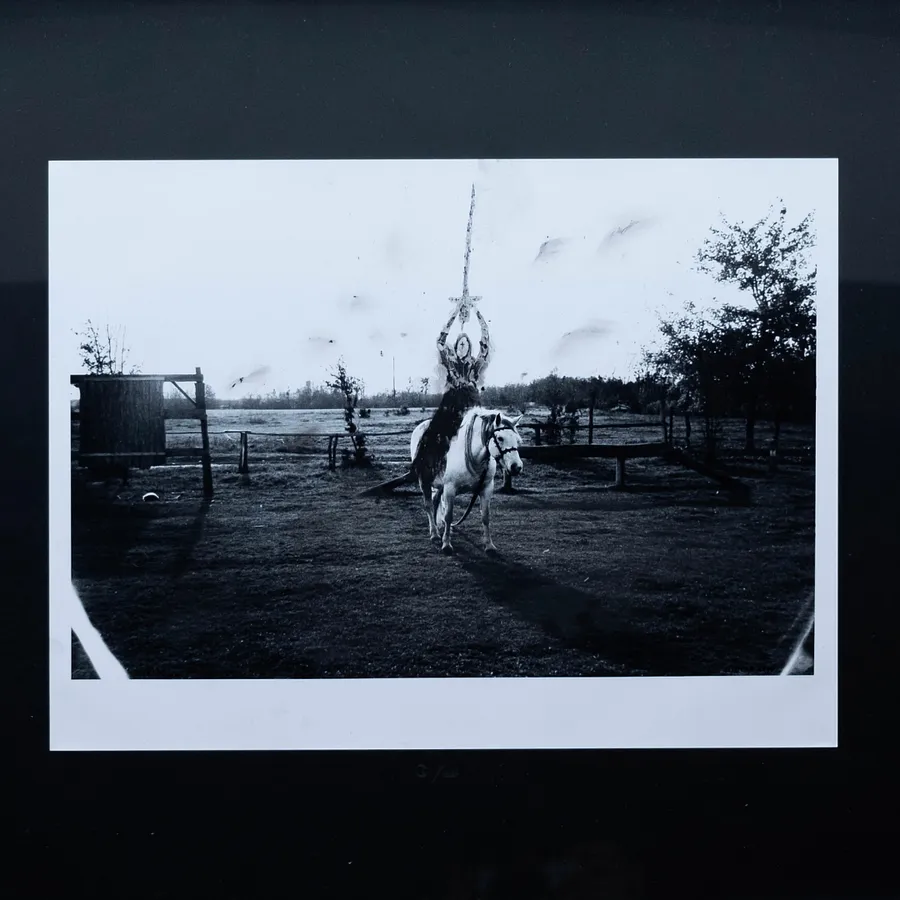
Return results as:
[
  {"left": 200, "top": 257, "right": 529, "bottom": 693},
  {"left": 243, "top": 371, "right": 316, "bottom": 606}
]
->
[{"left": 410, "top": 407, "right": 523, "bottom": 555}]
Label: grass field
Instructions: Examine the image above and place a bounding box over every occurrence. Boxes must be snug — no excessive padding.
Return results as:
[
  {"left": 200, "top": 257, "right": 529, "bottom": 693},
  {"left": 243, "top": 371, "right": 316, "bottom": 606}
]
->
[{"left": 70, "top": 410, "right": 815, "bottom": 679}]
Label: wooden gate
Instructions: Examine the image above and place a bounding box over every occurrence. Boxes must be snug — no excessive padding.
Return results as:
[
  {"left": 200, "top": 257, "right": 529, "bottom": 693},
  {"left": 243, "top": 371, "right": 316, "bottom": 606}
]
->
[
  {"left": 74, "top": 376, "right": 166, "bottom": 469},
  {"left": 71, "top": 369, "right": 213, "bottom": 498}
]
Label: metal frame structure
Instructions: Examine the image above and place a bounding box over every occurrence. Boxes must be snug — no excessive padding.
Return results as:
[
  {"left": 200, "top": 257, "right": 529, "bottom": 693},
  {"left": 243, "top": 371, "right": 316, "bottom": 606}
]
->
[{"left": 70, "top": 367, "right": 213, "bottom": 499}]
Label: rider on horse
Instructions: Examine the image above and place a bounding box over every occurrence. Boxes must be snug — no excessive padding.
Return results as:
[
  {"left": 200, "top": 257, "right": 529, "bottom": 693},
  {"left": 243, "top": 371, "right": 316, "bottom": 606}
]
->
[{"left": 411, "top": 304, "right": 491, "bottom": 481}]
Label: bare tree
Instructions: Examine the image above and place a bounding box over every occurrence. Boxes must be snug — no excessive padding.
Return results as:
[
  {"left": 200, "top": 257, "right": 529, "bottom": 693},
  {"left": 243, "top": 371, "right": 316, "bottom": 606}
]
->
[{"left": 75, "top": 319, "right": 140, "bottom": 375}]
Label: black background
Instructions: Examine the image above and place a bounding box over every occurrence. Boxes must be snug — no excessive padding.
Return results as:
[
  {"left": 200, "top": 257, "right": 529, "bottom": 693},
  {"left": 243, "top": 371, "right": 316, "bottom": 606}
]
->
[{"left": 5, "top": 1, "right": 898, "bottom": 896}]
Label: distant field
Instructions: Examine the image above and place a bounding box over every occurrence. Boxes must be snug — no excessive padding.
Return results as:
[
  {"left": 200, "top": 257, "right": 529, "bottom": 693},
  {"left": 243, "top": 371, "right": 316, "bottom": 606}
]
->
[
  {"left": 71, "top": 409, "right": 815, "bottom": 680},
  {"left": 157, "top": 407, "right": 813, "bottom": 470}
]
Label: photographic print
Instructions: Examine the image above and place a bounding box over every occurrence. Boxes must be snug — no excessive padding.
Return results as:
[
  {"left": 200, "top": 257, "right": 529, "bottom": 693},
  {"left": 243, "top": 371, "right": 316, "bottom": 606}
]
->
[{"left": 49, "top": 158, "right": 837, "bottom": 749}]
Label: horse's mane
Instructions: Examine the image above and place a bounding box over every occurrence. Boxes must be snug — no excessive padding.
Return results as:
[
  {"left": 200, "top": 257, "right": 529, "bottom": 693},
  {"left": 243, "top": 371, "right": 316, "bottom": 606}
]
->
[
  {"left": 458, "top": 408, "right": 521, "bottom": 458},
  {"left": 464, "top": 406, "right": 520, "bottom": 430}
]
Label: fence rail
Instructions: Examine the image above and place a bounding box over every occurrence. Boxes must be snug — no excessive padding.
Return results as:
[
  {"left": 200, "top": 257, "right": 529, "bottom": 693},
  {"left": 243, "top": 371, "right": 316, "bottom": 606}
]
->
[
  {"left": 74, "top": 413, "right": 813, "bottom": 483},
  {"left": 143, "top": 419, "right": 670, "bottom": 475},
  {"left": 161, "top": 418, "right": 665, "bottom": 440}
]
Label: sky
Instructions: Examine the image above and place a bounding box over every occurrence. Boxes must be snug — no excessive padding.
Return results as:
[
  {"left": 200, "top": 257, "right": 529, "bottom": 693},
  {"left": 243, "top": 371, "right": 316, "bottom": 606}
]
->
[{"left": 49, "top": 158, "right": 835, "bottom": 400}]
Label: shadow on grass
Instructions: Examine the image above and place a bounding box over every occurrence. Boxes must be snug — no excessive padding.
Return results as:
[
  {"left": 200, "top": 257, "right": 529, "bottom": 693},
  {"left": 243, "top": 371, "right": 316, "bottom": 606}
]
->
[
  {"left": 450, "top": 535, "right": 740, "bottom": 676},
  {"left": 509, "top": 488, "right": 737, "bottom": 515},
  {"left": 72, "top": 483, "right": 163, "bottom": 580},
  {"left": 72, "top": 467, "right": 213, "bottom": 581},
  {"left": 168, "top": 499, "right": 212, "bottom": 578}
]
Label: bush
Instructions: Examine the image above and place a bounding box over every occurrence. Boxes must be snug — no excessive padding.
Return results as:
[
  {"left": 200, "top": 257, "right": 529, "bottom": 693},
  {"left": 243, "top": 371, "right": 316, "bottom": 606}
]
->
[
  {"left": 325, "top": 358, "right": 373, "bottom": 468},
  {"left": 341, "top": 432, "right": 373, "bottom": 468},
  {"left": 541, "top": 407, "right": 563, "bottom": 445}
]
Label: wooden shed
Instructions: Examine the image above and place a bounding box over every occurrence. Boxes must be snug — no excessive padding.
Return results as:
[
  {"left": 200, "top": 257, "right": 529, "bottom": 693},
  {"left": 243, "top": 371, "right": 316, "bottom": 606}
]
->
[{"left": 71, "top": 375, "right": 166, "bottom": 469}]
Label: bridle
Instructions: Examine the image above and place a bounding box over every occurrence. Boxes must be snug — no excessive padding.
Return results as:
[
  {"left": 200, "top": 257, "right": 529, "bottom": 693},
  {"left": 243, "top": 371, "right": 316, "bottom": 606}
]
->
[
  {"left": 465, "top": 418, "right": 519, "bottom": 476},
  {"left": 487, "top": 424, "right": 520, "bottom": 467}
]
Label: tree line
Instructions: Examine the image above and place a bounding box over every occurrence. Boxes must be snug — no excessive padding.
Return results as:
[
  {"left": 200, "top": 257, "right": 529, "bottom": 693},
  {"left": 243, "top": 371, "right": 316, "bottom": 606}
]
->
[{"left": 183, "top": 372, "right": 652, "bottom": 416}]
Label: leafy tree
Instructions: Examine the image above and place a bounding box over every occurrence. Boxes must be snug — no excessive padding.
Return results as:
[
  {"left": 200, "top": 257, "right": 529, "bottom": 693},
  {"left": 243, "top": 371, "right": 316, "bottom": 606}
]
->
[
  {"left": 596, "top": 376, "right": 638, "bottom": 411},
  {"left": 756, "top": 274, "right": 816, "bottom": 437},
  {"left": 694, "top": 203, "right": 816, "bottom": 450},
  {"left": 532, "top": 370, "right": 569, "bottom": 444},
  {"left": 643, "top": 302, "right": 735, "bottom": 459}
]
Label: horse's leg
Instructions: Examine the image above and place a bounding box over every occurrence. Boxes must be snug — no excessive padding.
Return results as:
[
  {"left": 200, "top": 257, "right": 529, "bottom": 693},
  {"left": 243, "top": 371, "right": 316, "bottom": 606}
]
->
[
  {"left": 481, "top": 479, "right": 498, "bottom": 554},
  {"left": 432, "top": 484, "right": 444, "bottom": 535},
  {"left": 429, "top": 485, "right": 445, "bottom": 542},
  {"left": 420, "top": 476, "right": 440, "bottom": 541},
  {"left": 440, "top": 485, "right": 456, "bottom": 554}
]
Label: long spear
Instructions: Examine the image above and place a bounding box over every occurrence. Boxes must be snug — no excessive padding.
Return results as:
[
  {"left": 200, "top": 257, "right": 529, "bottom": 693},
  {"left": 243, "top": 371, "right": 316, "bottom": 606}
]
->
[
  {"left": 455, "top": 184, "right": 480, "bottom": 322},
  {"left": 462, "top": 183, "right": 476, "bottom": 299}
]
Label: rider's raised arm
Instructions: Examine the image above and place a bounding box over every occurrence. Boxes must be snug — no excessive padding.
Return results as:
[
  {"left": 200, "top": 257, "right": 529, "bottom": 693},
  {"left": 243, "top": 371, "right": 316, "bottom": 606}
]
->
[
  {"left": 437, "top": 343, "right": 452, "bottom": 376},
  {"left": 475, "top": 309, "right": 492, "bottom": 366},
  {"left": 437, "top": 309, "right": 459, "bottom": 350}
]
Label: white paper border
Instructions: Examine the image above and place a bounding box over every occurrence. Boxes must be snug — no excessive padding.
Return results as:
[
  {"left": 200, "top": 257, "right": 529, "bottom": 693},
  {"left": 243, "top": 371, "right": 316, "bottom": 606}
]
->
[{"left": 49, "top": 159, "right": 838, "bottom": 750}]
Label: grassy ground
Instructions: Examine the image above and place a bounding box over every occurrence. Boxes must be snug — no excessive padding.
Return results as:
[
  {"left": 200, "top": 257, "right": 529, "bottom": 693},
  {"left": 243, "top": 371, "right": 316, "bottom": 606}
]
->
[{"left": 70, "top": 421, "right": 815, "bottom": 679}]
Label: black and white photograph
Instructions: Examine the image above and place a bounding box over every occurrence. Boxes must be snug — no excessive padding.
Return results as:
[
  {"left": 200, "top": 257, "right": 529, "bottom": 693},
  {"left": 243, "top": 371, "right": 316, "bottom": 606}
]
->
[{"left": 49, "top": 158, "right": 837, "bottom": 750}]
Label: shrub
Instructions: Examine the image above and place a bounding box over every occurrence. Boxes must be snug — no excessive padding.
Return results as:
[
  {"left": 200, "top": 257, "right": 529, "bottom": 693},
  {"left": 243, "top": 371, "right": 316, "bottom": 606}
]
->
[{"left": 325, "top": 358, "right": 373, "bottom": 468}]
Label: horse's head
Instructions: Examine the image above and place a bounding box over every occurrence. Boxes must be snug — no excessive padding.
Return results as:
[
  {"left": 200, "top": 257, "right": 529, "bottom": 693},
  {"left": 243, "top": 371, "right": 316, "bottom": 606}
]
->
[{"left": 486, "top": 411, "right": 524, "bottom": 477}]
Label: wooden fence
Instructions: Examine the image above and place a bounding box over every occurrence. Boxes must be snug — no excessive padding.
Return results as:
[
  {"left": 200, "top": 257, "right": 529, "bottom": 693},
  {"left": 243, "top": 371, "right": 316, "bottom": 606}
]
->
[
  {"left": 167, "top": 413, "right": 672, "bottom": 498},
  {"left": 119, "top": 406, "right": 810, "bottom": 500},
  {"left": 159, "top": 415, "right": 666, "bottom": 472}
]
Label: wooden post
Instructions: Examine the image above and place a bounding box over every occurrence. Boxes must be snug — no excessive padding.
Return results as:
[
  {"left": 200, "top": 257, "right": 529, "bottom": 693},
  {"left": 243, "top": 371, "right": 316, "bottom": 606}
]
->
[
  {"left": 588, "top": 402, "right": 594, "bottom": 445},
  {"left": 660, "top": 401, "right": 667, "bottom": 444},
  {"left": 195, "top": 367, "right": 214, "bottom": 500},
  {"left": 238, "top": 431, "right": 249, "bottom": 474},
  {"left": 328, "top": 436, "right": 338, "bottom": 471},
  {"left": 615, "top": 454, "right": 626, "bottom": 489}
]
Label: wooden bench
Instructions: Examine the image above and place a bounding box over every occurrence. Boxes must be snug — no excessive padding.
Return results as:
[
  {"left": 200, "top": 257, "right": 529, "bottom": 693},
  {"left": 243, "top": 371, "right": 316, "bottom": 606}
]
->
[{"left": 509, "top": 441, "right": 670, "bottom": 489}]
